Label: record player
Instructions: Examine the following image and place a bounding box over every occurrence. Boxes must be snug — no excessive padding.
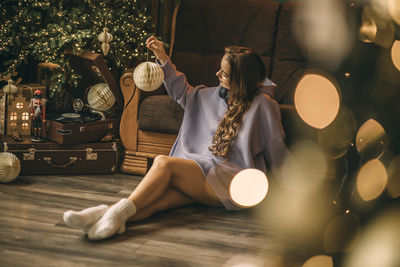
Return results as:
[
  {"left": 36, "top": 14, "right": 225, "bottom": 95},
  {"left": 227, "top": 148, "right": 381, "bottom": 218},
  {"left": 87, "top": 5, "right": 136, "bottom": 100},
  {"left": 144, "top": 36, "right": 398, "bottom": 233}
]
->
[{"left": 42, "top": 50, "right": 121, "bottom": 145}]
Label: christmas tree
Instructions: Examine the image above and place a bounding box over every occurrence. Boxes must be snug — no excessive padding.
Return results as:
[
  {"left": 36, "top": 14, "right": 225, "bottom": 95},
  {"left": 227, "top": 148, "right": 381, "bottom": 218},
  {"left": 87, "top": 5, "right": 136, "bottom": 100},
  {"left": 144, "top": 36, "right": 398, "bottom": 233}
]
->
[{"left": 0, "top": 0, "right": 153, "bottom": 96}]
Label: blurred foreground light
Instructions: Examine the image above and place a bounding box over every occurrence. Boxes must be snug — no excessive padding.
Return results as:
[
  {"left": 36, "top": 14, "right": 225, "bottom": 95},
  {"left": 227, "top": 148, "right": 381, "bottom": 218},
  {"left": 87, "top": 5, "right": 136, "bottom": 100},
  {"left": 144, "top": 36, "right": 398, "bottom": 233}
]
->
[
  {"left": 390, "top": 40, "right": 400, "bottom": 71},
  {"left": 293, "top": 0, "right": 352, "bottom": 67},
  {"left": 344, "top": 207, "right": 400, "bottom": 267},
  {"left": 224, "top": 255, "right": 267, "bottom": 267},
  {"left": 322, "top": 212, "right": 361, "bottom": 253},
  {"left": 388, "top": 0, "right": 400, "bottom": 25},
  {"left": 387, "top": 155, "right": 400, "bottom": 198},
  {"left": 294, "top": 73, "right": 340, "bottom": 129},
  {"left": 355, "top": 119, "right": 387, "bottom": 160},
  {"left": 356, "top": 159, "right": 388, "bottom": 201},
  {"left": 317, "top": 106, "right": 357, "bottom": 159},
  {"left": 302, "top": 255, "right": 333, "bottom": 267},
  {"left": 280, "top": 140, "right": 328, "bottom": 192},
  {"left": 229, "top": 169, "right": 268, "bottom": 208},
  {"left": 359, "top": 7, "right": 394, "bottom": 47}
]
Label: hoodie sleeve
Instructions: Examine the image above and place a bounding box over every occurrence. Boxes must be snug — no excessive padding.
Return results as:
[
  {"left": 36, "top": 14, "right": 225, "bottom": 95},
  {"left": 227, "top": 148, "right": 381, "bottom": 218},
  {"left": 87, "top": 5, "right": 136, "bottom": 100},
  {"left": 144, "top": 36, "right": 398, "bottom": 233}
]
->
[
  {"left": 254, "top": 92, "right": 290, "bottom": 178},
  {"left": 160, "top": 57, "right": 199, "bottom": 109}
]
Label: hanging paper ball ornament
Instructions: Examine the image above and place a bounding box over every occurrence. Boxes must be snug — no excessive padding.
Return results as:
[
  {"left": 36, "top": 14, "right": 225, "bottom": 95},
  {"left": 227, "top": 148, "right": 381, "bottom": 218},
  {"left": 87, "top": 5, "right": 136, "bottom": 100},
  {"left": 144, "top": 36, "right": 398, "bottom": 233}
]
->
[
  {"left": 133, "top": 62, "right": 164, "bottom": 91},
  {"left": 87, "top": 83, "right": 116, "bottom": 111},
  {"left": 2, "top": 79, "right": 18, "bottom": 94},
  {"left": 98, "top": 27, "right": 113, "bottom": 56},
  {"left": 0, "top": 152, "right": 21, "bottom": 183}
]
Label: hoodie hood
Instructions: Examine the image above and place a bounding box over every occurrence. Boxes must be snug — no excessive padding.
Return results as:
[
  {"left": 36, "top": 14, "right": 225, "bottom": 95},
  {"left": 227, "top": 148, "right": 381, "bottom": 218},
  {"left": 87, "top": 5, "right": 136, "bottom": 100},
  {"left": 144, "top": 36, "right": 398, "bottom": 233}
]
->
[{"left": 258, "top": 78, "right": 277, "bottom": 99}]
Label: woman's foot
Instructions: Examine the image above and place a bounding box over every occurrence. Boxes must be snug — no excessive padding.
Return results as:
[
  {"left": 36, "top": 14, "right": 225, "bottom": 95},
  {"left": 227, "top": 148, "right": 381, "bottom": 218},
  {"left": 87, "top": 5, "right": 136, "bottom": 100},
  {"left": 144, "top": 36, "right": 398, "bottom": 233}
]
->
[
  {"left": 63, "top": 204, "right": 109, "bottom": 232},
  {"left": 87, "top": 198, "right": 136, "bottom": 241}
]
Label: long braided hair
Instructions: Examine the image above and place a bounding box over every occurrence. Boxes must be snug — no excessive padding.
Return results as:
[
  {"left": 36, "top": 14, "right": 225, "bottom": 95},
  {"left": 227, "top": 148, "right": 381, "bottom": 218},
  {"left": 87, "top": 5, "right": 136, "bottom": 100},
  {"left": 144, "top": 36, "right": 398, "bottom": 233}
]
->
[{"left": 209, "top": 46, "right": 266, "bottom": 158}]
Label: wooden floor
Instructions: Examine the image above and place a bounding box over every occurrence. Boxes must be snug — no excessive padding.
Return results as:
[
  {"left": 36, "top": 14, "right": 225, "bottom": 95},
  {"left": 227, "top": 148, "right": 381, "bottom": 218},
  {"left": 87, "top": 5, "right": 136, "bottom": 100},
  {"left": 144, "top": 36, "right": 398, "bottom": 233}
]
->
[{"left": 0, "top": 172, "right": 315, "bottom": 267}]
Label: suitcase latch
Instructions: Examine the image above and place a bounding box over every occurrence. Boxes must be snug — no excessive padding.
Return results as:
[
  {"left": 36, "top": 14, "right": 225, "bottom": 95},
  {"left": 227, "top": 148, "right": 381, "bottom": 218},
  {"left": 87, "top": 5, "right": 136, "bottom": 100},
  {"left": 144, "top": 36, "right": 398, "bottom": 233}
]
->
[
  {"left": 23, "top": 148, "right": 36, "bottom": 160},
  {"left": 86, "top": 148, "right": 97, "bottom": 160}
]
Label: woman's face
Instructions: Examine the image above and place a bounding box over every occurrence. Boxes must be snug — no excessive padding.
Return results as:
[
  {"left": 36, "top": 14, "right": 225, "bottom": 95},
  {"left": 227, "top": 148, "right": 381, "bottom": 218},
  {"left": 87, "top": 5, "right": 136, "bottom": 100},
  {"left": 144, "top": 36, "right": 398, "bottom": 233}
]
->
[{"left": 216, "top": 56, "right": 231, "bottom": 89}]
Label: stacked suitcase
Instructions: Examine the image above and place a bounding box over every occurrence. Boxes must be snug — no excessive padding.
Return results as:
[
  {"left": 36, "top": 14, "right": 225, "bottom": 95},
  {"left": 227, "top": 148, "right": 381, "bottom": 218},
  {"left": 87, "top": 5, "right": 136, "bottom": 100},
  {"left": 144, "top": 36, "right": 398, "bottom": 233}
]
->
[{"left": 3, "top": 51, "right": 123, "bottom": 175}]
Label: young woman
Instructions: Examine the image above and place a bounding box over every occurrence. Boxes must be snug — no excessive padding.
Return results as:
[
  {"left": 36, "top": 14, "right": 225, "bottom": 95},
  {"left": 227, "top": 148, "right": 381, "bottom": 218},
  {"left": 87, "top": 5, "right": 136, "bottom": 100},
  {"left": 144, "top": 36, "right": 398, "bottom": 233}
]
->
[{"left": 63, "top": 36, "right": 289, "bottom": 240}]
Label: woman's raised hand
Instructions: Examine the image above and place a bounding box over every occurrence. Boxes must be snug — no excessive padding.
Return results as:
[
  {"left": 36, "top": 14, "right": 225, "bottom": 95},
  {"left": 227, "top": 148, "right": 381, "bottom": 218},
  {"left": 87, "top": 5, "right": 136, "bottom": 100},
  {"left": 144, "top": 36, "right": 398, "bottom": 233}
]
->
[{"left": 146, "top": 36, "right": 168, "bottom": 65}]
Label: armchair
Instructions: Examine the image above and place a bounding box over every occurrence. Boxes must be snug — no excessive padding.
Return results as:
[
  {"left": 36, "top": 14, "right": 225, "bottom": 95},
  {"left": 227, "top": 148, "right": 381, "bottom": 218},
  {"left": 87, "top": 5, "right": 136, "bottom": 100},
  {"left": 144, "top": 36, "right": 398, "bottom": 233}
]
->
[{"left": 119, "top": 0, "right": 316, "bottom": 175}]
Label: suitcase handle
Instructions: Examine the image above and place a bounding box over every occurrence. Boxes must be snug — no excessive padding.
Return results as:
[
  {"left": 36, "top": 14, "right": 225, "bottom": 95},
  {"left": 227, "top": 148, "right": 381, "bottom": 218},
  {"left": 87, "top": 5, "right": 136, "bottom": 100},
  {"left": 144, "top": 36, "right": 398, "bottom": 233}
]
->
[
  {"left": 57, "top": 129, "right": 72, "bottom": 135},
  {"left": 44, "top": 156, "right": 77, "bottom": 168},
  {"left": 80, "top": 123, "right": 113, "bottom": 133}
]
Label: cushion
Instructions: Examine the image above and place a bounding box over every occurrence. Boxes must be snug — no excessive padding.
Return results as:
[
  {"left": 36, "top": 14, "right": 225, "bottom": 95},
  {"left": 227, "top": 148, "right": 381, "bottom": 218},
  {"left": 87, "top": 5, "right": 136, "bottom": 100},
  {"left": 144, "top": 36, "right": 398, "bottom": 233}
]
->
[{"left": 138, "top": 95, "right": 184, "bottom": 134}]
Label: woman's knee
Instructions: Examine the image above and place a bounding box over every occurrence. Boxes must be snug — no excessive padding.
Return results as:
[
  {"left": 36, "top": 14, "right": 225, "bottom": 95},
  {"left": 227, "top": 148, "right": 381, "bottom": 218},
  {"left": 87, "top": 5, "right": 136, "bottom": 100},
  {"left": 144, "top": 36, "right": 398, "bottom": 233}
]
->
[{"left": 152, "top": 155, "right": 172, "bottom": 173}]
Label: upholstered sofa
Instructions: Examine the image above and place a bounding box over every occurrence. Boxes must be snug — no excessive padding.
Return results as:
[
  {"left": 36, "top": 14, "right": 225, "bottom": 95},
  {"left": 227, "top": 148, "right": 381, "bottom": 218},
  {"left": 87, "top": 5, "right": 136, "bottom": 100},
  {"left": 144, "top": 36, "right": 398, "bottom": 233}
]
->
[{"left": 119, "top": 0, "right": 328, "bottom": 175}]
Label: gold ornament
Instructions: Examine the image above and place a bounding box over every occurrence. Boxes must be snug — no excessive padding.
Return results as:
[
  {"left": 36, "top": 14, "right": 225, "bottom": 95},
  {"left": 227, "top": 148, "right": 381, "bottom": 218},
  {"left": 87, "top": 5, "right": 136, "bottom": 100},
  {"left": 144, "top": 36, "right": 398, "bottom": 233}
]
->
[
  {"left": 87, "top": 83, "right": 116, "bottom": 111},
  {"left": 98, "top": 27, "right": 113, "bottom": 56},
  {"left": 133, "top": 62, "right": 164, "bottom": 92},
  {"left": 0, "top": 152, "right": 21, "bottom": 183}
]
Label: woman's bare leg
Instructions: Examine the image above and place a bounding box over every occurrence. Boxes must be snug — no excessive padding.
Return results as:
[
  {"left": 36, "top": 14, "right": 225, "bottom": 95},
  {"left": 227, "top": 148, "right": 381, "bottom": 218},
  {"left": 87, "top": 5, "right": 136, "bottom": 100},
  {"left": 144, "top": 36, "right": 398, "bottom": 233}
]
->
[
  {"left": 87, "top": 155, "right": 222, "bottom": 240},
  {"left": 127, "top": 155, "right": 222, "bottom": 211},
  {"left": 128, "top": 188, "right": 194, "bottom": 222}
]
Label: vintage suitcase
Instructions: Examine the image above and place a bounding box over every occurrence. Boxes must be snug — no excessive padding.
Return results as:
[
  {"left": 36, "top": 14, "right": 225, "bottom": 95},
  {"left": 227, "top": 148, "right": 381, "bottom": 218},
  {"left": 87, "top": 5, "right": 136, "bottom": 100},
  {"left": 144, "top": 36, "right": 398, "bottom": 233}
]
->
[
  {"left": 43, "top": 117, "right": 119, "bottom": 145},
  {"left": 42, "top": 50, "right": 123, "bottom": 145},
  {"left": 4, "top": 136, "right": 117, "bottom": 175}
]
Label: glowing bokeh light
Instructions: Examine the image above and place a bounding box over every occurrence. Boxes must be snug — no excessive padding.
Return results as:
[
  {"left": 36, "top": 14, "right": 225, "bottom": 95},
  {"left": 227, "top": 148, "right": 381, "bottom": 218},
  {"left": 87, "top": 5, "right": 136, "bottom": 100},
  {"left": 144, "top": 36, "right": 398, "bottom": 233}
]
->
[
  {"left": 359, "top": 7, "right": 394, "bottom": 47},
  {"left": 356, "top": 159, "right": 388, "bottom": 201},
  {"left": 390, "top": 40, "right": 400, "bottom": 71},
  {"left": 355, "top": 119, "right": 387, "bottom": 160},
  {"left": 229, "top": 168, "right": 268, "bottom": 208},
  {"left": 344, "top": 208, "right": 400, "bottom": 267},
  {"left": 371, "top": 0, "right": 389, "bottom": 17},
  {"left": 224, "top": 255, "right": 267, "bottom": 267},
  {"left": 387, "top": 155, "right": 400, "bottom": 199},
  {"left": 280, "top": 140, "right": 328, "bottom": 192},
  {"left": 322, "top": 213, "right": 361, "bottom": 253},
  {"left": 302, "top": 255, "right": 333, "bottom": 267},
  {"left": 293, "top": 0, "right": 352, "bottom": 67},
  {"left": 388, "top": 0, "right": 400, "bottom": 25},
  {"left": 317, "top": 106, "right": 357, "bottom": 159},
  {"left": 294, "top": 73, "right": 340, "bottom": 129},
  {"left": 359, "top": 8, "right": 378, "bottom": 44}
]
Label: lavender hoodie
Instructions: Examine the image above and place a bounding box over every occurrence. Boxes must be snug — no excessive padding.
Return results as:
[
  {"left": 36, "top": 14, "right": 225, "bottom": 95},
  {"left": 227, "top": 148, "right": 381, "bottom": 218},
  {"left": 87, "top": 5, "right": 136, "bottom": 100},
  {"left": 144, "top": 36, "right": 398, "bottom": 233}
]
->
[{"left": 161, "top": 57, "right": 289, "bottom": 210}]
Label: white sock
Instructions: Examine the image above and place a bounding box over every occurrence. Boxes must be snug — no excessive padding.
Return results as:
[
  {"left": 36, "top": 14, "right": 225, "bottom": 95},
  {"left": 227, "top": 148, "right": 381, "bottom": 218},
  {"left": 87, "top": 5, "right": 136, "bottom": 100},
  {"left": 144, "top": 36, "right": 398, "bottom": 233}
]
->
[
  {"left": 63, "top": 204, "right": 109, "bottom": 231},
  {"left": 87, "top": 198, "right": 136, "bottom": 241}
]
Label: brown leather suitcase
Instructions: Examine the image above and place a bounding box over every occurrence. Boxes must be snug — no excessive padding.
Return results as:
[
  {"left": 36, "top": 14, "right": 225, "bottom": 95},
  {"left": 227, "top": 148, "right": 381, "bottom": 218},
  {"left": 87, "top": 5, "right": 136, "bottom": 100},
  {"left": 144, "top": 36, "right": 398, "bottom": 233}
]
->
[
  {"left": 43, "top": 118, "right": 119, "bottom": 145},
  {"left": 4, "top": 136, "right": 117, "bottom": 175}
]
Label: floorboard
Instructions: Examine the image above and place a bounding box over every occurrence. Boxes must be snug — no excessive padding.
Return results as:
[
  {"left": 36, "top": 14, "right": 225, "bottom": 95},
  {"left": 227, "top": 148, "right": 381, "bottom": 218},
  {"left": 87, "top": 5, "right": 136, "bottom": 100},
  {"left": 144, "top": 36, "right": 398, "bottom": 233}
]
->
[{"left": 0, "top": 173, "right": 314, "bottom": 267}]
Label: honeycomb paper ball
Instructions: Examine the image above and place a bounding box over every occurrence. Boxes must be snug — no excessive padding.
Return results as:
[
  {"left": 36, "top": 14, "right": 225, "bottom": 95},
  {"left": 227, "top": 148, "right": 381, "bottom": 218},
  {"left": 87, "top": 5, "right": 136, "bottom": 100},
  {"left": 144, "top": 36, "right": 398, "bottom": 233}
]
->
[
  {"left": 87, "top": 83, "right": 116, "bottom": 111},
  {"left": 0, "top": 152, "right": 21, "bottom": 183},
  {"left": 133, "top": 62, "right": 164, "bottom": 91}
]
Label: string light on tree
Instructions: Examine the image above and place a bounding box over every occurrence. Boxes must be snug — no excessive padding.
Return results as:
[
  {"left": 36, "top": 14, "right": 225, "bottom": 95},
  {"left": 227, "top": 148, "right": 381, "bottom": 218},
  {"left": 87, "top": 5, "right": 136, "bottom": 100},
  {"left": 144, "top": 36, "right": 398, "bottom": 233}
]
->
[{"left": 0, "top": 0, "right": 153, "bottom": 96}]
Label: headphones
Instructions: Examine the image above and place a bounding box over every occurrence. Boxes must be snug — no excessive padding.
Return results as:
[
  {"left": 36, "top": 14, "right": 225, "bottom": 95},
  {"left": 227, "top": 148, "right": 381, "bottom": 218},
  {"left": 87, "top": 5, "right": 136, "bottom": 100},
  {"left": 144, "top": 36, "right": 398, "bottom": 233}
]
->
[{"left": 218, "top": 87, "right": 229, "bottom": 104}]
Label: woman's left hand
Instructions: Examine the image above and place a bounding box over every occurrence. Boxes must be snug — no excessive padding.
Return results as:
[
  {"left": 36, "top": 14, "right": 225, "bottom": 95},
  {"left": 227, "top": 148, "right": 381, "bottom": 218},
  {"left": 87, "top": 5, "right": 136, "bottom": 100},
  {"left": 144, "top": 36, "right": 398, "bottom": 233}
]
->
[{"left": 146, "top": 36, "right": 168, "bottom": 65}]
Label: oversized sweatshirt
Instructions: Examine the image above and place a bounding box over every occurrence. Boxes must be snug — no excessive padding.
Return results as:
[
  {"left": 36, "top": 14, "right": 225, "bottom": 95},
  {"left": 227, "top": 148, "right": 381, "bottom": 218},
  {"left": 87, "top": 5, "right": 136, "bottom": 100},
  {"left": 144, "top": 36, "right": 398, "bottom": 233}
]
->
[{"left": 160, "top": 57, "right": 290, "bottom": 210}]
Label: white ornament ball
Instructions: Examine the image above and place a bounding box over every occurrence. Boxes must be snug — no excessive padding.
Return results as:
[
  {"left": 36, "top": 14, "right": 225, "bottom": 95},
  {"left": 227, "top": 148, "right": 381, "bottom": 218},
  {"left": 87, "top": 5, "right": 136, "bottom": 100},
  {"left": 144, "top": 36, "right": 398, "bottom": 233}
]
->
[
  {"left": 133, "top": 62, "right": 164, "bottom": 92},
  {"left": 0, "top": 152, "right": 21, "bottom": 183},
  {"left": 87, "top": 83, "right": 116, "bottom": 111}
]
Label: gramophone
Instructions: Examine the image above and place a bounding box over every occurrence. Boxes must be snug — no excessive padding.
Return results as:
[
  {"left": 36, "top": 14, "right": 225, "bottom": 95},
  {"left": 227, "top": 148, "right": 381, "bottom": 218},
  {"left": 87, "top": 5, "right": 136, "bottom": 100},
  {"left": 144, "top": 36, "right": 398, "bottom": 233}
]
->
[
  {"left": 43, "top": 50, "right": 121, "bottom": 145},
  {"left": 55, "top": 82, "right": 116, "bottom": 124}
]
